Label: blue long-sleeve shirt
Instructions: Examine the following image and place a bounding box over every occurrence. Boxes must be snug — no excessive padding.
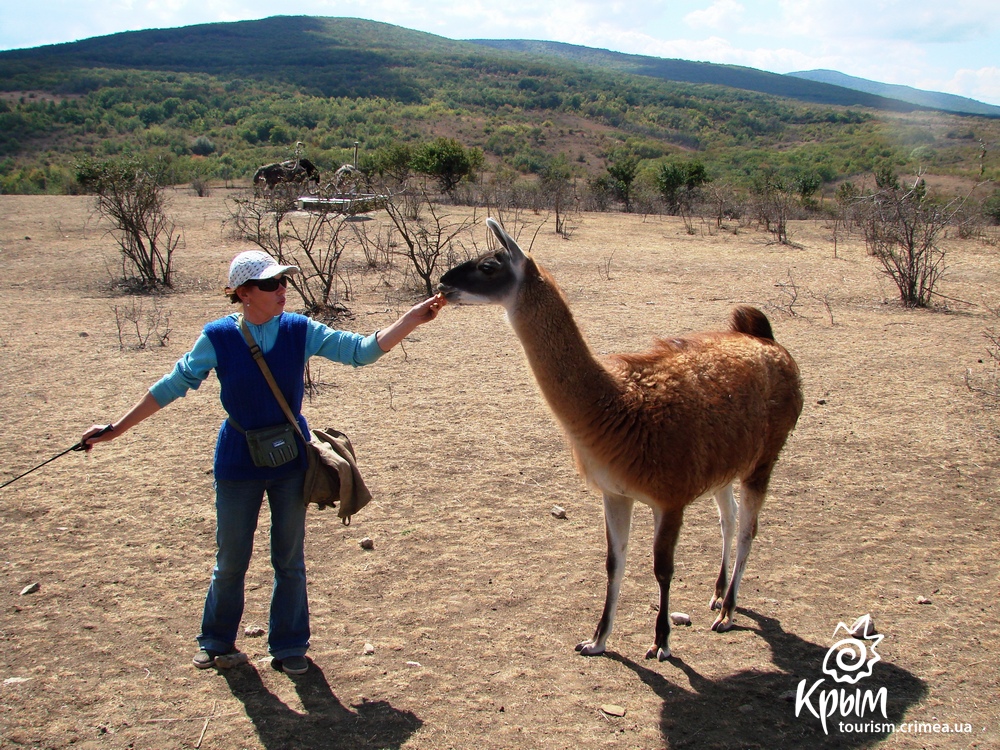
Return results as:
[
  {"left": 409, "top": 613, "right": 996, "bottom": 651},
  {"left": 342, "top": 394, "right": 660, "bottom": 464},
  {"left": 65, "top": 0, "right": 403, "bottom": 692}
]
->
[{"left": 149, "top": 312, "right": 384, "bottom": 407}]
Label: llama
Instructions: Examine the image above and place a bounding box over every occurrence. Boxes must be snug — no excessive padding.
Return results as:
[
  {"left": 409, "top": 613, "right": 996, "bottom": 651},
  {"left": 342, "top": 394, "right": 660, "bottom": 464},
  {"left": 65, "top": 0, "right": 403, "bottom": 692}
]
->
[{"left": 437, "top": 219, "right": 803, "bottom": 660}]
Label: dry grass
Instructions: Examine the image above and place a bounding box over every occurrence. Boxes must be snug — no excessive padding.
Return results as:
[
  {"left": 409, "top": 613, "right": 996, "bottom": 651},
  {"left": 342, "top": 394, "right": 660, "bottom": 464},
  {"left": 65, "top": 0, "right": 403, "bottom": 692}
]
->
[{"left": 1, "top": 192, "right": 998, "bottom": 749}]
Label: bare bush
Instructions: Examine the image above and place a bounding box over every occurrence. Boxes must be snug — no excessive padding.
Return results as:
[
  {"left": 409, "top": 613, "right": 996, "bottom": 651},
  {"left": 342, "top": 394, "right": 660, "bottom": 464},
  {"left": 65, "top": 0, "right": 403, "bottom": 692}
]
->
[
  {"left": 768, "top": 272, "right": 802, "bottom": 318},
  {"left": 856, "top": 177, "right": 950, "bottom": 308},
  {"left": 77, "top": 156, "right": 180, "bottom": 291},
  {"left": 749, "top": 170, "right": 797, "bottom": 244},
  {"left": 380, "top": 187, "right": 480, "bottom": 296},
  {"left": 706, "top": 182, "right": 746, "bottom": 230},
  {"left": 111, "top": 297, "right": 171, "bottom": 350},
  {"left": 966, "top": 302, "right": 1000, "bottom": 399},
  {"left": 834, "top": 181, "right": 862, "bottom": 237},
  {"left": 471, "top": 166, "right": 520, "bottom": 211},
  {"left": 810, "top": 292, "right": 836, "bottom": 326},
  {"left": 950, "top": 200, "right": 986, "bottom": 240},
  {"left": 541, "top": 158, "right": 577, "bottom": 238},
  {"left": 190, "top": 178, "right": 211, "bottom": 198},
  {"left": 349, "top": 220, "right": 395, "bottom": 270},
  {"left": 226, "top": 187, "right": 351, "bottom": 321},
  {"left": 598, "top": 250, "right": 615, "bottom": 282}
]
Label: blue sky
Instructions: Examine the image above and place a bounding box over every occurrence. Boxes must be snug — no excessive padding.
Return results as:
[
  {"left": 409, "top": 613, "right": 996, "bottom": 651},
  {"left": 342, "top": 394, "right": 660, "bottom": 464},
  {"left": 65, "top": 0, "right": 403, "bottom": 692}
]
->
[{"left": 2, "top": 0, "right": 998, "bottom": 106}]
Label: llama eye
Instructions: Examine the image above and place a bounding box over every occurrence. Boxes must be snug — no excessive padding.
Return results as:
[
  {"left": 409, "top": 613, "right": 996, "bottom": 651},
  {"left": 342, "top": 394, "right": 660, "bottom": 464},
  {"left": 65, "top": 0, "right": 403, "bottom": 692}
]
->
[{"left": 479, "top": 258, "right": 502, "bottom": 275}]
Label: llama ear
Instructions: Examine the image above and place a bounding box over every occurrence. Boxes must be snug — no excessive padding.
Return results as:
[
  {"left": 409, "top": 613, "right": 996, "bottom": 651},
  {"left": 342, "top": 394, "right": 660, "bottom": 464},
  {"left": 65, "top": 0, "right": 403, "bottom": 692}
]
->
[{"left": 487, "top": 217, "right": 526, "bottom": 264}]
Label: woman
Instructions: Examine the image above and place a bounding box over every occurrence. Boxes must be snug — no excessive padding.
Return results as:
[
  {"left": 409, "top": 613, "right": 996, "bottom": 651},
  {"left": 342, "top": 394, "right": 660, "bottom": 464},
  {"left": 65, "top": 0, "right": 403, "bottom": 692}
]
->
[{"left": 82, "top": 249, "right": 445, "bottom": 676}]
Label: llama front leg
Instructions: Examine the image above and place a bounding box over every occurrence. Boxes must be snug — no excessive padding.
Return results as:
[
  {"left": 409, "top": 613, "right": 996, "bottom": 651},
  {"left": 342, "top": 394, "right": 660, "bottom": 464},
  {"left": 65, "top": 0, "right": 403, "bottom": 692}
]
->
[
  {"left": 710, "top": 483, "right": 737, "bottom": 611},
  {"left": 712, "top": 477, "right": 767, "bottom": 632},
  {"left": 647, "top": 508, "right": 683, "bottom": 661},
  {"left": 576, "top": 494, "right": 634, "bottom": 656}
]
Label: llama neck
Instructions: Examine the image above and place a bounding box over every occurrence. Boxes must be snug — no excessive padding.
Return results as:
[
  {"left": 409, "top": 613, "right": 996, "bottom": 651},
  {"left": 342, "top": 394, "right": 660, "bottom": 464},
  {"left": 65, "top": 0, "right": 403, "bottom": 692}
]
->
[{"left": 508, "top": 266, "right": 621, "bottom": 431}]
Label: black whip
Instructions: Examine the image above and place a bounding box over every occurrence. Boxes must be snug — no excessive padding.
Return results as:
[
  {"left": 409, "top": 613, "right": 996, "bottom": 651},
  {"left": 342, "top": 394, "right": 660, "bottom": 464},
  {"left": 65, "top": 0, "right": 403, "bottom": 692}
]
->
[{"left": 0, "top": 425, "right": 114, "bottom": 490}]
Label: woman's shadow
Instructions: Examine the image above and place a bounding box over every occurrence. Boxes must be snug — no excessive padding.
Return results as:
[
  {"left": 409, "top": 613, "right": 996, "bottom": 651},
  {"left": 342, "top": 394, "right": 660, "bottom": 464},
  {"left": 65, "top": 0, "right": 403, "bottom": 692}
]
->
[
  {"left": 608, "top": 609, "right": 927, "bottom": 749},
  {"left": 221, "top": 662, "right": 421, "bottom": 750}
]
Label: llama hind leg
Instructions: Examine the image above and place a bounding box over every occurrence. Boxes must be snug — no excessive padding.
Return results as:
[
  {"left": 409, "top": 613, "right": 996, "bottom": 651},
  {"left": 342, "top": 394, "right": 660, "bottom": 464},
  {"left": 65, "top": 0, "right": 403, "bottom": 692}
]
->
[
  {"left": 712, "top": 474, "right": 768, "bottom": 632},
  {"left": 710, "top": 483, "right": 737, "bottom": 611},
  {"left": 647, "top": 507, "right": 684, "bottom": 661},
  {"left": 577, "top": 494, "right": 634, "bottom": 656}
]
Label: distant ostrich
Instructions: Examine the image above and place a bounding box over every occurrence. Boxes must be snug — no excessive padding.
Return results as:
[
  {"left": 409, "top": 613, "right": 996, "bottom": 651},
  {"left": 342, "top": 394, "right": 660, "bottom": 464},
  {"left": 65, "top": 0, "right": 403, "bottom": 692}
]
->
[
  {"left": 438, "top": 219, "right": 803, "bottom": 660},
  {"left": 331, "top": 164, "right": 367, "bottom": 194},
  {"left": 252, "top": 158, "right": 321, "bottom": 191}
]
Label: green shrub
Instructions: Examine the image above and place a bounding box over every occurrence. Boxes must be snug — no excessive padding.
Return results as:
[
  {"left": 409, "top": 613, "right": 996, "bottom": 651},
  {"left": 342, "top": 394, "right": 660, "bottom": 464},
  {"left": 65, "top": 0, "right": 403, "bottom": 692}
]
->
[{"left": 190, "top": 135, "right": 216, "bottom": 156}]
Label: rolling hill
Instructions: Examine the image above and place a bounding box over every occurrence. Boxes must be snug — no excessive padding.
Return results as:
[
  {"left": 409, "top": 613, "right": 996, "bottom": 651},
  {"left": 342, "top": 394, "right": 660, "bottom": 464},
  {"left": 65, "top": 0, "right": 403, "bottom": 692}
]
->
[
  {"left": 788, "top": 69, "right": 1000, "bottom": 118},
  {"left": 5, "top": 16, "right": 927, "bottom": 112},
  {"left": 0, "top": 16, "right": 471, "bottom": 101},
  {"left": 467, "top": 39, "right": 930, "bottom": 113},
  {"left": 0, "top": 16, "right": 997, "bottom": 196}
]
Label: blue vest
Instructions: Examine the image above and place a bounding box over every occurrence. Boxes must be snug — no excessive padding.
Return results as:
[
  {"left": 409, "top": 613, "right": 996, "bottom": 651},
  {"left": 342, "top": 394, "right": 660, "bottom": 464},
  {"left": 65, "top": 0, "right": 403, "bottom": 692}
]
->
[{"left": 204, "top": 313, "right": 310, "bottom": 481}]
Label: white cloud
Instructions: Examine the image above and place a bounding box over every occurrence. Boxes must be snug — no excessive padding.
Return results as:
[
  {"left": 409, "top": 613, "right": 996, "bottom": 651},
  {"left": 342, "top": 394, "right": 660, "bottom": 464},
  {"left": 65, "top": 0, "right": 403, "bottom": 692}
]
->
[
  {"left": 949, "top": 67, "right": 1000, "bottom": 106},
  {"left": 357, "top": 0, "right": 668, "bottom": 41},
  {"left": 578, "top": 28, "right": 824, "bottom": 73},
  {"left": 774, "top": 0, "right": 998, "bottom": 42},
  {"left": 684, "top": 0, "right": 745, "bottom": 31}
]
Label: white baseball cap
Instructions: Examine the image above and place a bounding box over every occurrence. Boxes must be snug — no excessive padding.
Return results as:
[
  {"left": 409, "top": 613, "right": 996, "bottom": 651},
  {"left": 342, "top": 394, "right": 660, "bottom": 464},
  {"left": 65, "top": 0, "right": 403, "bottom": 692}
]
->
[{"left": 226, "top": 250, "right": 299, "bottom": 292}]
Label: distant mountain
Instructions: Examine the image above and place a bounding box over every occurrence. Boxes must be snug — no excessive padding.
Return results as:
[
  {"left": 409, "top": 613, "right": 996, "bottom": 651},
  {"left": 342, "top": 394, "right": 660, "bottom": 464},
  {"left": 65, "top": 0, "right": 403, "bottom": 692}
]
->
[
  {"left": 788, "top": 70, "right": 1000, "bottom": 118},
  {"left": 2, "top": 18, "right": 968, "bottom": 116},
  {"left": 0, "top": 16, "right": 474, "bottom": 101},
  {"left": 468, "top": 39, "right": 927, "bottom": 113},
  {"left": 1, "top": 15, "right": 995, "bottom": 195}
]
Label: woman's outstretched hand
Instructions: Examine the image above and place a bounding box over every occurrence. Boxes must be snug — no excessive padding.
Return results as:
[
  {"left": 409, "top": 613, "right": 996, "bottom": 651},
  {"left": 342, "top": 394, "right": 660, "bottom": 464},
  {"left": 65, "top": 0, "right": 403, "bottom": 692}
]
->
[
  {"left": 80, "top": 424, "right": 115, "bottom": 452},
  {"left": 376, "top": 293, "right": 448, "bottom": 352},
  {"left": 413, "top": 292, "right": 448, "bottom": 323}
]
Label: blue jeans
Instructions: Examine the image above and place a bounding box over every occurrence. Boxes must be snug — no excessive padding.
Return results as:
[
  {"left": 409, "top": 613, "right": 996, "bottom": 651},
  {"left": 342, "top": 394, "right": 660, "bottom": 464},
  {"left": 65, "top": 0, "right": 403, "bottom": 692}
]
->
[{"left": 198, "top": 470, "right": 310, "bottom": 660}]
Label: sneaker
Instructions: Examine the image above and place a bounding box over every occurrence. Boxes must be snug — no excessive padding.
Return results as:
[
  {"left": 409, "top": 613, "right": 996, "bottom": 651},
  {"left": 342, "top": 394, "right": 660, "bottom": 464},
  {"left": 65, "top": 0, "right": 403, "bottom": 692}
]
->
[
  {"left": 277, "top": 655, "right": 309, "bottom": 675},
  {"left": 192, "top": 649, "right": 217, "bottom": 669},
  {"left": 192, "top": 649, "right": 248, "bottom": 670}
]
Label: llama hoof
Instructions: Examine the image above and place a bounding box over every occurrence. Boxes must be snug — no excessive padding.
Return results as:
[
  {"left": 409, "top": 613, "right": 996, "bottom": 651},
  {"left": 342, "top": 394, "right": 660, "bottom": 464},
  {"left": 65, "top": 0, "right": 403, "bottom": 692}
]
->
[
  {"left": 645, "top": 645, "right": 671, "bottom": 661},
  {"left": 576, "top": 640, "right": 605, "bottom": 656},
  {"left": 711, "top": 614, "right": 734, "bottom": 632},
  {"left": 709, "top": 596, "right": 722, "bottom": 610}
]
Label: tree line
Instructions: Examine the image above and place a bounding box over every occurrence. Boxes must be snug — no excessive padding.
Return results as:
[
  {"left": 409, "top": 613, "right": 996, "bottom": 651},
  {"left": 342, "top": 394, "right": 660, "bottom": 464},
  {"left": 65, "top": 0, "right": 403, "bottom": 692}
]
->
[{"left": 1, "top": 55, "right": 997, "bottom": 199}]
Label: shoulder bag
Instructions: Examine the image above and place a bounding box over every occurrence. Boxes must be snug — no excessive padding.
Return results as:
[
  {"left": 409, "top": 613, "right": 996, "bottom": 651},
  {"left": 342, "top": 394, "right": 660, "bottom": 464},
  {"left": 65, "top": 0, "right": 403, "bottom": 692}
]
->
[{"left": 236, "top": 315, "right": 372, "bottom": 524}]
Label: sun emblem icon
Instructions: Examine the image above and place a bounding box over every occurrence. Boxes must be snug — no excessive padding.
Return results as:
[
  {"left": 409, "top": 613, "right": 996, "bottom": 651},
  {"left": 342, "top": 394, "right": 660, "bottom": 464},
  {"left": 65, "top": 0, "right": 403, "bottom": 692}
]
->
[{"left": 821, "top": 614, "right": 883, "bottom": 685}]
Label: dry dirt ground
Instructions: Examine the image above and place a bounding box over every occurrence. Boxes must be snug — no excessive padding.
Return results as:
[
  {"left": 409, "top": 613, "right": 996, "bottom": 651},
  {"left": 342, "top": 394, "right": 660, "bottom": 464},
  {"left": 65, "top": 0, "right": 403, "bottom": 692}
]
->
[{"left": 1, "top": 191, "right": 999, "bottom": 750}]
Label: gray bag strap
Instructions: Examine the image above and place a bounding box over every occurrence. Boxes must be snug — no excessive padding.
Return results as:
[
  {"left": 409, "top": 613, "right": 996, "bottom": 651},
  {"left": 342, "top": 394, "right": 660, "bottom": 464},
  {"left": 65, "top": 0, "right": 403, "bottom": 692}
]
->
[{"left": 236, "top": 314, "right": 308, "bottom": 444}]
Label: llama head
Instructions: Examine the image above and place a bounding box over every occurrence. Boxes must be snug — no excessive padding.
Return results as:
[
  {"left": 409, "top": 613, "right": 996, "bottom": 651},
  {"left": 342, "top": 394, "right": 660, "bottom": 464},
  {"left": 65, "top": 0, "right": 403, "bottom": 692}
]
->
[{"left": 438, "top": 218, "right": 529, "bottom": 310}]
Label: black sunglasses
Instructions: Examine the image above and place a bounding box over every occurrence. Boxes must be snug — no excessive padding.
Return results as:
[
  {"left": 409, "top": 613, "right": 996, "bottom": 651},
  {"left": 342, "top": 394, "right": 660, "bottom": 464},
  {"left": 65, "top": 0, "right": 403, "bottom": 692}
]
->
[{"left": 247, "top": 275, "right": 289, "bottom": 292}]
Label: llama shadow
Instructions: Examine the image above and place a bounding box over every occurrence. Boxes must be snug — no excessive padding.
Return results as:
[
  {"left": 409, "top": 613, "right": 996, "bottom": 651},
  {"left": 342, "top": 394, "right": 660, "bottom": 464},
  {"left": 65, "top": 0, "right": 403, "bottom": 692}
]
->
[
  {"left": 608, "top": 609, "right": 927, "bottom": 749},
  {"left": 221, "top": 662, "right": 421, "bottom": 750}
]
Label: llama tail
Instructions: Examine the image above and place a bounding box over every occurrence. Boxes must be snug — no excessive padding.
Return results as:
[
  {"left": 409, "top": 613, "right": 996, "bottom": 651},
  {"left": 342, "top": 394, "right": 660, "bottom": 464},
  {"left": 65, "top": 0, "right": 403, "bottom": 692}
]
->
[{"left": 730, "top": 305, "right": 775, "bottom": 341}]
